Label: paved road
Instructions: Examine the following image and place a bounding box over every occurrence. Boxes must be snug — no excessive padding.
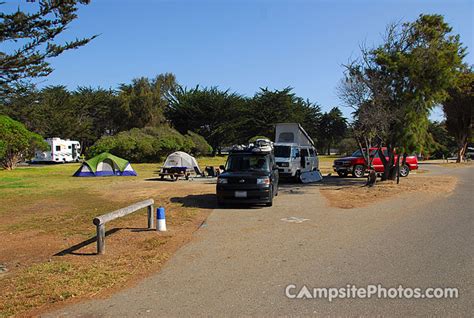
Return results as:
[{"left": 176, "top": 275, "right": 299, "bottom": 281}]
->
[{"left": 46, "top": 165, "right": 473, "bottom": 317}]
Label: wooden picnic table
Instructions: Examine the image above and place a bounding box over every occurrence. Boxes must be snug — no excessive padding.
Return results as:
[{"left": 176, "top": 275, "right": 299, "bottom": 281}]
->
[{"left": 158, "top": 167, "right": 191, "bottom": 181}]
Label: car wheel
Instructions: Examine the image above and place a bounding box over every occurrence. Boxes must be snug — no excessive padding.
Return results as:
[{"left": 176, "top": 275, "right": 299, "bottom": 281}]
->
[
  {"left": 337, "top": 171, "right": 348, "bottom": 177},
  {"left": 217, "top": 199, "right": 226, "bottom": 207},
  {"left": 353, "top": 165, "right": 365, "bottom": 178},
  {"left": 400, "top": 164, "right": 410, "bottom": 177}
]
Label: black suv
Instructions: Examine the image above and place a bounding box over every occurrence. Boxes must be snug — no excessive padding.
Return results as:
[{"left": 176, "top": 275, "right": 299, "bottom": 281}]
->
[{"left": 216, "top": 143, "right": 279, "bottom": 207}]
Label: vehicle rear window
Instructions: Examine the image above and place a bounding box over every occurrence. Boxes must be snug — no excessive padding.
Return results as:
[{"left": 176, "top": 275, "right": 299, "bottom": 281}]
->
[
  {"left": 301, "top": 149, "right": 309, "bottom": 157},
  {"left": 225, "top": 154, "right": 270, "bottom": 172}
]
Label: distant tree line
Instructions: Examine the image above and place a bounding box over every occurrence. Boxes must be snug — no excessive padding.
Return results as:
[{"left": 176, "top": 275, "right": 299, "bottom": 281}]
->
[
  {"left": 1, "top": 64, "right": 469, "bottom": 168},
  {"left": 0, "top": 77, "right": 352, "bottom": 162}
]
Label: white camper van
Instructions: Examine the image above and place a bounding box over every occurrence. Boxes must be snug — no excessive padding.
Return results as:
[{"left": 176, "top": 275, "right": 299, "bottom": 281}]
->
[
  {"left": 33, "top": 138, "right": 81, "bottom": 163},
  {"left": 274, "top": 123, "right": 319, "bottom": 180}
]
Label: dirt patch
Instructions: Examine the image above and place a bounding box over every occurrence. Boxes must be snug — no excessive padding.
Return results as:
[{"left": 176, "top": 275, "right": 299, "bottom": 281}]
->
[
  {"left": 319, "top": 175, "right": 458, "bottom": 209},
  {"left": 434, "top": 162, "right": 473, "bottom": 168}
]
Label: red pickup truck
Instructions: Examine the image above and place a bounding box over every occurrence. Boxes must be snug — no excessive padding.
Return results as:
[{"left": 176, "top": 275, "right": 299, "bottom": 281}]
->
[{"left": 333, "top": 148, "right": 418, "bottom": 178}]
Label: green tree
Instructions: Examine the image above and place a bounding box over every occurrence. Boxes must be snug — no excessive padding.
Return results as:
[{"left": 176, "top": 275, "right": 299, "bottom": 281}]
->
[
  {"left": 336, "top": 136, "right": 358, "bottom": 156},
  {"left": 339, "top": 14, "right": 465, "bottom": 181},
  {"left": 244, "top": 88, "right": 321, "bottom": 142},
  {"left": 0, "top": 115, "right": 47, "bottom": 169},
  {"left": 166, "top": 86, "right": 247, "bottom": 155},
  {"left": 119, "top": 74, "right": 177, "bottom": 129},
  {"left": 442, "top": 69, "right": 473, "bottom": 162},
  {"left": 316, "top": 107, "right": 347, "bottom": 155},
  {"left": 1, "top": 0, "right": 96, "bottom": 95},
  {"left": 3, "top": 85, "right": 77, "bottom": 138},
  {"left": 425, "top": 121, "right": 456, "bottom": 159},
  {"left": 72, "top": 86, "right": 124, "bottom": 149},
  {"left": 0, "top": 83, "right": 44, "bottom": 131},
  {"left": 40, "top": 85, "right": 81, "bottom": 138}
]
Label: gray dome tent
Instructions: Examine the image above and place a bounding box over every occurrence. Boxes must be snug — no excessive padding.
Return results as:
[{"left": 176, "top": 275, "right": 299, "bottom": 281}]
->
[{"left": 162, "top": 151, "right": 202, "bottom": 175}]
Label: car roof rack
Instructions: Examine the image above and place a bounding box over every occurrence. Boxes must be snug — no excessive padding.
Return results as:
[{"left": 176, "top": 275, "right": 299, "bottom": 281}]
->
[{"left": 230, "top": 138, "right": 273, "bottom": 154}]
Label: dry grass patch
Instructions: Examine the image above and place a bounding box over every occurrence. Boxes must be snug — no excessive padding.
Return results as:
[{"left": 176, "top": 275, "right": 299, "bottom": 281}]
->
[{"left": 320, "top": 175, "right": 458, "bottom": 209}]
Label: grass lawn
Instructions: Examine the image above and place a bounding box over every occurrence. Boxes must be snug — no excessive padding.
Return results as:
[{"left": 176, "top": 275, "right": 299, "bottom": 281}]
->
[{"left": 0, "top": 156, "right": 226, "bottom": 318}]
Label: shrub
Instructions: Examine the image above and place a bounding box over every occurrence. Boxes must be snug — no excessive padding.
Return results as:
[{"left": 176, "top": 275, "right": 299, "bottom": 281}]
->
[
  {"left": 0, "top": 115, "right": 47, "bottom": 169},
  {"left": 186, "top": 131, "right": 213, "bottom": 156},
  {"left": 88, "top": 125, "right": 211, "bottom": 162}
]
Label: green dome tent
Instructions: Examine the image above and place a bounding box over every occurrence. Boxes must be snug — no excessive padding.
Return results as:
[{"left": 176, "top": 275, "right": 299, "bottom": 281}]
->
[{"left": 73, "top": 152, "right": 137, "bottom": 177}]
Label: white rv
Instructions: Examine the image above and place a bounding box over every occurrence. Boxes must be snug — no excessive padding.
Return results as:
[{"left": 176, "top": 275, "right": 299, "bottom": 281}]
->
[
  {"left": 33, "top": 138, "right": 81, "bottom": 163},
  {"left": 274, "top": 123, "right": 319, "bottom": 180}
]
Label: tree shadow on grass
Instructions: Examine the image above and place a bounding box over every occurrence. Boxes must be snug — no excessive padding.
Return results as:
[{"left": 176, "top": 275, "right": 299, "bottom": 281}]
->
[{"left": 54, "top": 227, "right": 154, "bottom": 256}]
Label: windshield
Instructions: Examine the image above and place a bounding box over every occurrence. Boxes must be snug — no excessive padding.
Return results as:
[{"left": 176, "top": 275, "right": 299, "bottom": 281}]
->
[
  {"left": 351, "top": 150, "right": 363, "bottom": 157},
  {"left": 274, "top": 145, "right": 291, "bottom": 158},
  {"left": 225, "top": 154, "right": 270, "bottom": 172}
]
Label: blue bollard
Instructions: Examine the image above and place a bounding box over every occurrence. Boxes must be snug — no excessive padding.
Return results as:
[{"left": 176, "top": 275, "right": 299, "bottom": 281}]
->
[{"left": 157, "top": 206, "right": 167, "bottom": 232}]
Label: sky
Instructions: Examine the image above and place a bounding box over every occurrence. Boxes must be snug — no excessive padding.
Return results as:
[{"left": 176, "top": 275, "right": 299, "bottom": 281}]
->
[{"left": 4, "top": 0, "right": 474, "bottom": 120}]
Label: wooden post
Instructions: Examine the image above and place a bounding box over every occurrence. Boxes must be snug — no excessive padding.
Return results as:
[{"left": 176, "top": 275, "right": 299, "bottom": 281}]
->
[
  {"left": 92, "top": 199, "right": 155, "bottom": 255},
  {"left": 96, "top": 223, "right": 105, "bottom": 255},
  {"left": 147, "top": 204, "right": 154, "bottom": 229}
]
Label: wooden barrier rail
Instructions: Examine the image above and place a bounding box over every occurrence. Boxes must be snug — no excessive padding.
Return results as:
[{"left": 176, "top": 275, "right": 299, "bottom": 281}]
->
[{"left": 93, "top": 199, "right": 154, "bottom": 255}]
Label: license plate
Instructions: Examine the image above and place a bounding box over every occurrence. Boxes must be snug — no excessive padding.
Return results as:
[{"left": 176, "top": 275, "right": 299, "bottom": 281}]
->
[{"left": 235, "top": 191, "right": 247, "bottom": 198}]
